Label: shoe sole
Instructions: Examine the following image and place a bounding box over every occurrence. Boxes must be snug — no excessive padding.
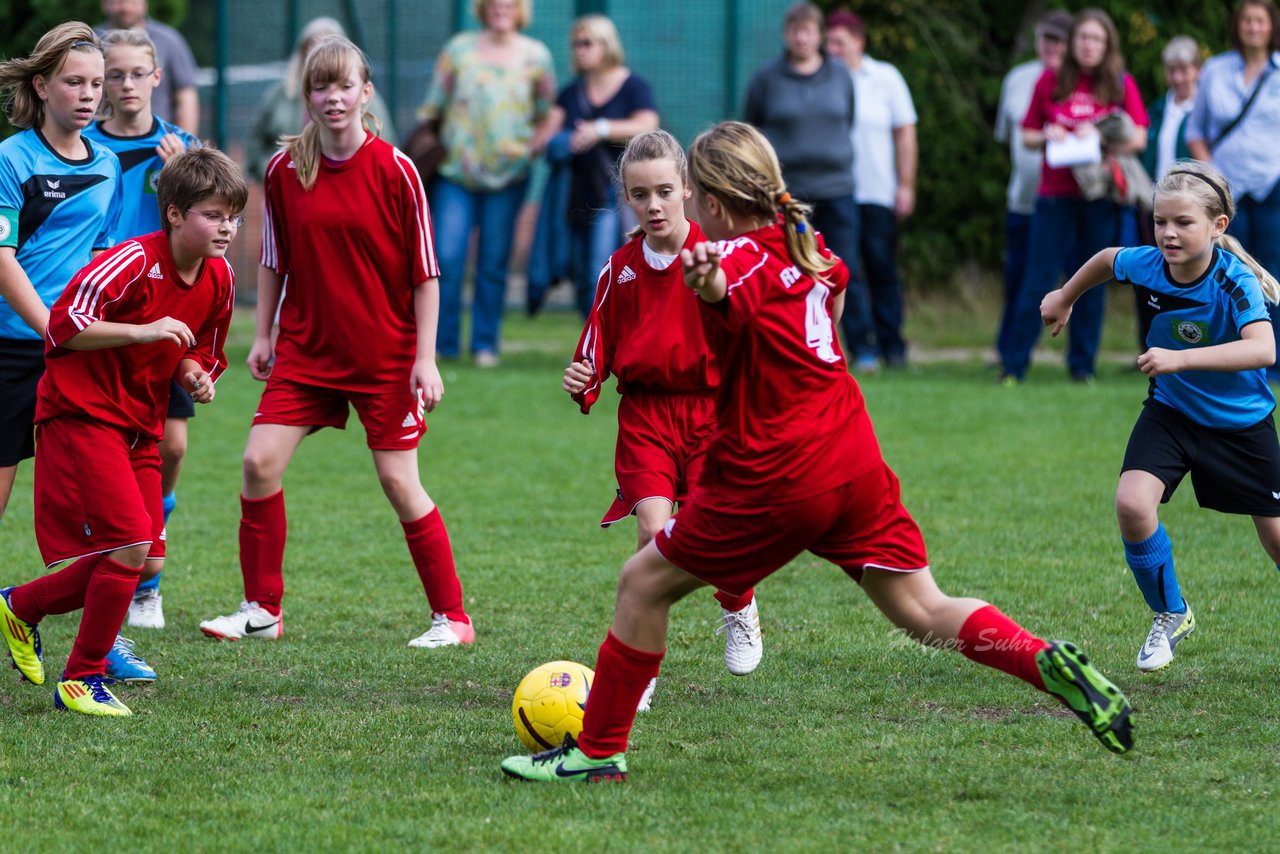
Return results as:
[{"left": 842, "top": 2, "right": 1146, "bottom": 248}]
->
[
  {"left": 113, "top": 675, "right": 157, "bottom": 684},
  {"left": 500, "top": 765, "right": 628, "bottom": 783},
  {"left": 1041, "top": 642, "right": 1134, "bottom": 755},
  {"left": 199, "top": 627, "right": 282, "bottom": 641}
]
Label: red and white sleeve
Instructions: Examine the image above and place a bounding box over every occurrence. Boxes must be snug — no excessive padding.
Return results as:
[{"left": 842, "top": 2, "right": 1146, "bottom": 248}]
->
[
  {"left": 571, "top": 260, "right": 616, "bottom": 414},
  {"left": 45, "top": 241, "right": 147, "bottom": 351},
  {"left": 393, "top": 149, "right": 440, "bottom": 283}
]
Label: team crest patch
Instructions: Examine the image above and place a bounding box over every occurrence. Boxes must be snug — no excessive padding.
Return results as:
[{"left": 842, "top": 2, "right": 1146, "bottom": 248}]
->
[
  {"left": 0, "top": 210, "right": 13, "bottom": 244},
  {"left": 1172, "top": 318, "right": 1210, "bottom": 346},
  {"left": 146, "top": 168, "right": 161, "bottom": 194}
]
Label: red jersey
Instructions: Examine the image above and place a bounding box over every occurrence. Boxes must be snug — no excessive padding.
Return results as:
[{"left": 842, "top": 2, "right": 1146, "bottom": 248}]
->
[
  {"left": 699, "top": 223, "right": 878, "bottom": 501},
  {"left": 261, "top": 134, "right": 439, "bottom": 393},
  {"left": 39, "top": 230, "right": 235, "bottom": 440},
  {"left": 572, "top": 224, "right": 718, "bottom": 413}
]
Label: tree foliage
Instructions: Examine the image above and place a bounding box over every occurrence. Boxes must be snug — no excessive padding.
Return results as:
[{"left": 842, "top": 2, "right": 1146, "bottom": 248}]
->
[{"left": 833, "top": 0, "right": 1240, "bottom": 284}]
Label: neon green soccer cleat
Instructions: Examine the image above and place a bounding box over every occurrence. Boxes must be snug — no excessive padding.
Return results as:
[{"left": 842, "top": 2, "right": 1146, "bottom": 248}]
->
[
  {"left": 54, "top": 676, "right": 132, "bottom": 717},
  {"left": 1037, "top": 641, "right": 1133, "bottom": 754},
  {"left": 0, "top": 586, "right": 44, "bottom": 685},
  {"left": 501, "top": 734, "right": 628, "bottom": 783}
]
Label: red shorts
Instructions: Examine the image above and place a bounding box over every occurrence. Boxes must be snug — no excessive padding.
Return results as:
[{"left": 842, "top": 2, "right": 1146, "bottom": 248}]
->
[
  {"left": 33, "top": 418, "right": 164, "bottom": 568},
  {"left": 601, "top": 392, "right": 715, "bottom": 526},
  {"left": 655, "top": 462, "right": 928, "bottom": 596},
  {"left": 253, "top": 377, "right": 425, "bottom": 451}
]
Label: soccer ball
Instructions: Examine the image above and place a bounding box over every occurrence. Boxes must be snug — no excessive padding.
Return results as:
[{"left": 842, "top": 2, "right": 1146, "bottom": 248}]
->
[{"left": 511, "top": 660, "right": 594, "bottom": 751}]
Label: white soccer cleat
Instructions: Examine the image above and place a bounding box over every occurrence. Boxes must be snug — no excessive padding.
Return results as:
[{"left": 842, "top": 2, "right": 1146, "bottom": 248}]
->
[
  {"left": 127, "top": 589, "right": 165, "bottom": 629},
  {"left": 199, "top": 601, "right": 283, "bottom": 641},
  {"left": 717, "top": 598, "right": 763, "bottom": 676},
  {"left": 636, "top": 677, "right": 657, "bottom": 712},
  {"left": 1136, "top": 607, "right": 1195, "bottom": 672},
  {"left": 408, "top": 612, "right": 475, "bottom": 648}
]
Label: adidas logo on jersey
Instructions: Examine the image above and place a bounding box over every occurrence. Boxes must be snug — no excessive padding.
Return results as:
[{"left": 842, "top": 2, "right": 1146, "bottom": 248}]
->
[
  {"left": 617, "top": 265, "right": 637, "bottom": 283},
  {"left": 147, "top": 263, "right": 163, "bottom": 280}
]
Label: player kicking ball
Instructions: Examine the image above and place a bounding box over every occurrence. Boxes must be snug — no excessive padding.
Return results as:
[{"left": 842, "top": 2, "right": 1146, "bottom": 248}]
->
[{"left": 0, "top": 148, "right": 242, "bottom": 715}]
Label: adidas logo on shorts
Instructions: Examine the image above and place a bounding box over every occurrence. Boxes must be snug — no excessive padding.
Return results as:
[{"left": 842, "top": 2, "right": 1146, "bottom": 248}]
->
[
  {"left": 617, "top": 265, "right": 637, "bottom": 283},
  {"left": 401, "top": 413, "right": 416, "bottom": 428},
  {"left": 147, "top": 263, "right": 163, "bottom": 279}
]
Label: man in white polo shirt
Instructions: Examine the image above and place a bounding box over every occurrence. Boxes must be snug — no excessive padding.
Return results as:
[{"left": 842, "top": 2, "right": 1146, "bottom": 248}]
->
[{"left": 826, "top": 10, "right": 916, "bottom": 371}]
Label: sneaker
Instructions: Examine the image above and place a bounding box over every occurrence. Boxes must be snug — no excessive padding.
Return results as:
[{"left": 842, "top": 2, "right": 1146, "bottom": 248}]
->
[
  {"left": 501, "top": 733, "right": 627, "bottom": 783},
  {"left": 104, "top": 635, "right": 157, "bottom": 683},
  {"left": 54, "top": 674, "right": 131, "bottom": 716},
  {"left": 0, "top": 586, "right": 44, "bottom": 685},
  {"left": 199, "top": 601, "right": 283, "bottom": 640},
  {"left": 127, "top": 589, "right": 165, "bottom": 629},
  {"left": 716, "top": 598, "right": 763, "bottom": 676},
  {"left": 1136, "top": 608, "right": 1195, "bottom": 672},
  {"left": 1037, "top": 641, "right": 1134, "bottom": 754},
  {"left": 636, "top": 677, "right": 657, "bottom": 713},
  {"left": 408, "top": 612, "right": 475, "bottom": 648},
  {"left": 474, "top": 350, "right": 500, "bottom": 369}
]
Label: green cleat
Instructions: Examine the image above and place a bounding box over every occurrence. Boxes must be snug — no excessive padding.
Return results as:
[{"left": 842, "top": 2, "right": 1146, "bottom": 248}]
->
[
  {"left": 1038, "top": 641, "right": 1133, "bottom": 754},
  {"left": 54, "top": 675, "right": 132, "bottom": 717},
  {"left": 0, "top": 586, "right": 44, "bottom": 685},
  {"left": 501, "top": 734, "right": 628, "bottom": 783}
]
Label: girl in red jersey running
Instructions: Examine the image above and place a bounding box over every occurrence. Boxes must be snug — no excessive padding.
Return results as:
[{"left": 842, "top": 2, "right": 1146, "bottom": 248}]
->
[
  {"left": 564, "top": 131, "right": 763, "bottom": 709},
  {"left": 503, "top": 121, "right": 1133, "bottom": 782},
  {"left": 199, "top": 37, "right": 474, "bottom": 648}
]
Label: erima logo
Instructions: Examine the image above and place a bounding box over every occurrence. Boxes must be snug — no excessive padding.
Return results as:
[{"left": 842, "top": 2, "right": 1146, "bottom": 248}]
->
[
  {"left": 617, "top": 265, "right": 636, "bottom": 283},
  {"left": 47, "top": 179, "right": 60, "bottom": 189},
  {"left": 1147, "top": 295, "right": 1161, "bottom": 310},
  {"left": 1272, "top": 491, "right": 1280, "bottom": 500},
  {"left": 147, "top": 263, "right": 163, "bottom": 279}
]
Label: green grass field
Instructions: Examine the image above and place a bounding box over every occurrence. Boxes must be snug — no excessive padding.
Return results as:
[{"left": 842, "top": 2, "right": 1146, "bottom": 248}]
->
[{"left": 1, "top": 303, "right": 1278, "bottom": 851}]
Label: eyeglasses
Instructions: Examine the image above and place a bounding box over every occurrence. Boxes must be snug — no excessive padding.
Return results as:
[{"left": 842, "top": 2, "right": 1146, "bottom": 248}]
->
[
  {"left": 571, "top": 39, "right": 595, "bottom": 49},
  {"left": 187, "top": 209, "right": 245, "bottom": 228},
  {"left": 105, "top": 69, "right": 156, "bottom": 86}
]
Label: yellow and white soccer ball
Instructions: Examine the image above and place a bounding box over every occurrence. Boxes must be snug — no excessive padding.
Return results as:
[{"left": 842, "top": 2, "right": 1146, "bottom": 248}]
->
[{"left": 511, "top": 660, "right": 594, "bottom": 751}]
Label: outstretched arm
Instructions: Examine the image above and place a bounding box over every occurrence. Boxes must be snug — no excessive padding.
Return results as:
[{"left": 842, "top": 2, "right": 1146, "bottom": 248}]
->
[
  {"left": 1042, "top": 248, "right": 1121, "bottom": 337},
  {"left": 681, "top": 241, "right": 727, "bottom": 303}
]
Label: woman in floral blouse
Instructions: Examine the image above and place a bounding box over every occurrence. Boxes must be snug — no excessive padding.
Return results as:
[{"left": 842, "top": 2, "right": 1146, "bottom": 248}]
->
[{"left": 420, "top": 0, "right": 556, "bottom": 367}]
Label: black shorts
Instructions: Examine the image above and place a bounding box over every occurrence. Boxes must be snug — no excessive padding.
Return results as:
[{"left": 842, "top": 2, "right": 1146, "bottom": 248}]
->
[
  {"left": 1122, "top": 400, "right": 1280, "bottom": 516},
  {"left": 0, "top": 338, "right": 45, "bottom": 466},
  {"left": 167, "top": 378, "right": 195, "bottom": 419}
]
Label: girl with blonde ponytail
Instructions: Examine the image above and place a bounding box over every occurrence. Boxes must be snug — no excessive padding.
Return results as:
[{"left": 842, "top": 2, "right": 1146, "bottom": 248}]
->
[
  {"left": 501, "top": 120, "right": 1134, "bottom": 783},
  {"left": 200, "top": 35, "right": 475, "bottom": 649},
  {"left": 1041, "top": 158, "right": 1280, "bottom": 675}
]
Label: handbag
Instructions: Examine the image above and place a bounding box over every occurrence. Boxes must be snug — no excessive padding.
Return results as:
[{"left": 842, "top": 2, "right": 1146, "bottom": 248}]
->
[
  {"left": 403, "top": 118, "right": 446, "bottom": 184},
  {"left": 1209, "top": 61, "right": 1276, "bottom": 150}
]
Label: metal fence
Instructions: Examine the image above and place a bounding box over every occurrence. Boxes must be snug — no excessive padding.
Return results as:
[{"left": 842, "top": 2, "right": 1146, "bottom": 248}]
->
[{"left": 196, "top": 0, "right": 793, "bottom": 293}]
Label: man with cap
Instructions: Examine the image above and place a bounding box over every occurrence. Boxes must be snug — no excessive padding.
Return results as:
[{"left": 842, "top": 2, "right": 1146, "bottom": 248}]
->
[{"left": 993, "top": 10, "right": 1071, "bottom": 375}]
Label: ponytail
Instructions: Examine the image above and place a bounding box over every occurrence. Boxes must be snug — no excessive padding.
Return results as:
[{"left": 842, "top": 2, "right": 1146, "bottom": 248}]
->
[
  {"left": 1219, "top": 233, "right": 1280, "bottom": 305},
  {"left": 776, "top": 191, "right": 836, "bottom": 284}
]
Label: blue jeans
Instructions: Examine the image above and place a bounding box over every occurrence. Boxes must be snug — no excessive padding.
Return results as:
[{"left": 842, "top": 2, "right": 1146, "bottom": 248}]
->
[
  {"left": 859, "top": 203, "right": 906, "bottom": 363},
  {"left": 1230, "top": 179, "right": 1280, "bottom": 379},
  {"left": 809, "top": 195, "right": 873, "bottom": 361},
  {"left": 1003, "top": 196, "right": 1119, "bottom": 379},
  {"left": 569, "top": 204, "right": 622, "bottom": 319},
  {"left": 431, "top": 176, "right": 529, "bottom": 357},
  {"left": 997, "top": 211, "right": 1078, "bottom": 366}
]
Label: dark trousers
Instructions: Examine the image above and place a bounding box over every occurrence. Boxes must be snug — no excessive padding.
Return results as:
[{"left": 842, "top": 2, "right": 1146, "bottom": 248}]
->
[
  {"left": 809, "top": 195, "right": 874, "bottom": 361},
  {"left": 1230, "top": 179, "right": 1280, "bottom": 380},
  {"left": 859, "top": 203, "right": 907, "bottom": 364}
]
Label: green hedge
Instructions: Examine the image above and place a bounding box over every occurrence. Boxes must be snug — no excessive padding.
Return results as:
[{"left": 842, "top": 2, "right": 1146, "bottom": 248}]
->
[{"left": 835, "top": 0, "right": 1239, "bottom": 285}]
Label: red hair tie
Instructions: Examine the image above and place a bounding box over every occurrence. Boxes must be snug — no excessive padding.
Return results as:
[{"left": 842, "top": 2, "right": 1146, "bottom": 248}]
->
[{"left": 777, "top": 192, "right": 792, "bottom": 205}]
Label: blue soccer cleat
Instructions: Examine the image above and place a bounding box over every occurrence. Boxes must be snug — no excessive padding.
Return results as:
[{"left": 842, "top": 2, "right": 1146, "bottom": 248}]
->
[{"left": 104, "top": 635, "right": 157, "bottom": 683}]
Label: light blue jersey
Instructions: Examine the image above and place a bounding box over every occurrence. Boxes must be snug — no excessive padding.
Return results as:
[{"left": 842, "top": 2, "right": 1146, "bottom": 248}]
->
[
  {"left": 84, "top": 117, "right": 199, "bottom": 241},
  {"left": 1115, "top": 245, "right": 1274, "bottom": 429},
  {"left": 0, "top": 128, "right": 122, "bottom": 341}
]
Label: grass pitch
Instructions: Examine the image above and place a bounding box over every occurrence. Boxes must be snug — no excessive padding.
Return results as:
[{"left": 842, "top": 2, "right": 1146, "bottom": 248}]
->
[{"left": 1, "top": 307, "right": 1278, "bottom": 851}]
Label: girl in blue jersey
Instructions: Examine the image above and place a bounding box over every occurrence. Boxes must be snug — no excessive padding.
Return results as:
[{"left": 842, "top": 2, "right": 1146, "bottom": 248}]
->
[
  {"left": 1042, "top": 159, "right": 1280, "bottom": 673},
  {"left": 0, "top": 23, "right": 121, "bottom": 523},
  {"left": 85, "top": 28, "right": 201, "bottom": 635}
]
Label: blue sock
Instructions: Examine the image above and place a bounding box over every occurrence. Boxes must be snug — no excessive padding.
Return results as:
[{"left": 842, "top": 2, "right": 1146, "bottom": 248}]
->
[
  {"left": 1123, "top": 523, "right": 1185, "bottom": 613},
  {"left": 135, "top": 571, "right": 161, "bottom": 594},
  {"left": 162, "top": 491, "right": 177, "bottom": 524}
]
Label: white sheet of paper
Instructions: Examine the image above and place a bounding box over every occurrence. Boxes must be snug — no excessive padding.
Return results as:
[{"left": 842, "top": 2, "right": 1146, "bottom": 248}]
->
[{"left": 1045, "top": 132, "right": 1102, "bottom": 168}]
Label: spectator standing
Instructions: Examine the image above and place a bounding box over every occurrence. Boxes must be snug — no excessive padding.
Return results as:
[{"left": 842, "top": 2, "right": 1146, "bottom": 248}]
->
[
  {"left": 247, "top": 17, "right": 399, "bottom": 182},
  {"left": 541, "top": 15, "right": 658, "bottom": 318},
  {"left": 1144, "top": 37, "right": 1201, "bottom": 182},
  {"left": 826, "top": 11, "right": 916, "bottom": 370},
  {"left": 993, "top": 10, "right": 1071, "bottom": 374},
  {"left": 743, "top": 1, "right": 873, "bottom": 370},
  {"left": 419, "top": 0, "right": 556, "bottom": 368},
  {"left": 1187, "top": 0, "right": 1280, "bottom": 380},
  {"left": 98, "top": 0, "right": 199, "bottom": 135},
  {"left": 1000, "top": 8, "right": 1148, "bottom": 384}
]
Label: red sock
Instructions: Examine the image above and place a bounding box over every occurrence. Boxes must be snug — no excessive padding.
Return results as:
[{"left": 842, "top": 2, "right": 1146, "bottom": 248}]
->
[
  {"left": 402, "top": 508, "right": 467, "bottom": 623},
  {"left": 63, "top": 557, "right": 139, "bottom": 679},
  {"left": 9, "top": 554, "right": 103, "bottom": 623},
  {"left": 578, "top": 630, "right": 665, "bottom": 758},
  {"left": 240, "top": 490, "right": 286, "bottom": 617},
  {"left": 957, "top": 604, "right": 1048, "bottom": 691},
  {"left": 712, "top": 587, "right": 754, "bottom": 612}
]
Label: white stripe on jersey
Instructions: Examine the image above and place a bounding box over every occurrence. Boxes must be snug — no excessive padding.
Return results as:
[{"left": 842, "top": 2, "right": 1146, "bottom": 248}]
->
[
  {"left": 260, "top": 151, "right": 289, "bottom": 272},
  {"left": 392, "top": 148, "right": 439, "bottom": 279},
  {"left": 66, "top": 241, "right": 147, "bottom": 334}
]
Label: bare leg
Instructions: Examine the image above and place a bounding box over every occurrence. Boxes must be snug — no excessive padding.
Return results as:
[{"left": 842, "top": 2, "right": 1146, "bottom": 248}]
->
[
  {"left": 158, "top": 417, "right": 188, "bottom": 497},
  {"left": 0, "top": 463, "right": 17, "bottom": 521},
  {"left": 371, "top": 448, "right": 434, "bottom": 520}
]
